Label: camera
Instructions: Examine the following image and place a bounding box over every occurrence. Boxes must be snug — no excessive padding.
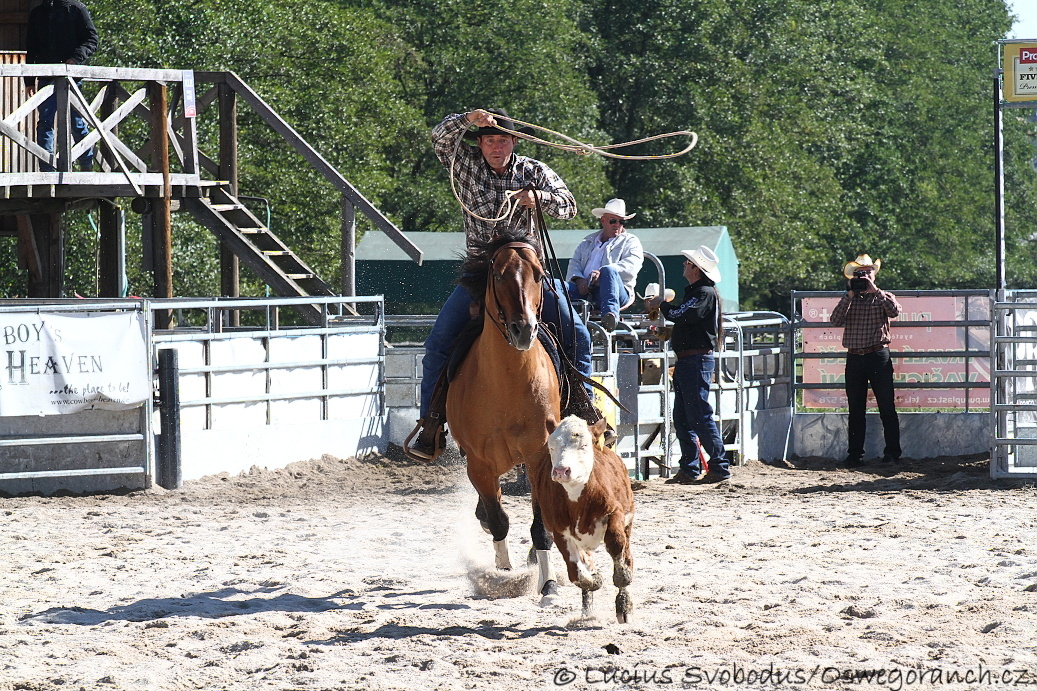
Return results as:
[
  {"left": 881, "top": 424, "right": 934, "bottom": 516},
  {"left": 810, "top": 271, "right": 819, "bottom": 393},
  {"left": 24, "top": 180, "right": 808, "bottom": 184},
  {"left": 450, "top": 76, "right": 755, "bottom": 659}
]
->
[{"left": 849, "top": 270, "right": 870, "bottom": 292}]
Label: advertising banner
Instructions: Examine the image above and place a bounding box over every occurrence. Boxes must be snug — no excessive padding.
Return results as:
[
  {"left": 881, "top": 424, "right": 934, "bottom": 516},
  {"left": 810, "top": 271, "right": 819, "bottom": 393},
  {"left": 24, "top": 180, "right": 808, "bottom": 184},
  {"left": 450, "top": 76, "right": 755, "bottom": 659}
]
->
[
  {"left": 1003, "top": 43, "right": 1037, "bottom": 103},
  {"left": 0, "top": 312, "right": 150, "bottom": 416},
  {"left": 801, "top": 296, "right": 989, "bottom": 409}
]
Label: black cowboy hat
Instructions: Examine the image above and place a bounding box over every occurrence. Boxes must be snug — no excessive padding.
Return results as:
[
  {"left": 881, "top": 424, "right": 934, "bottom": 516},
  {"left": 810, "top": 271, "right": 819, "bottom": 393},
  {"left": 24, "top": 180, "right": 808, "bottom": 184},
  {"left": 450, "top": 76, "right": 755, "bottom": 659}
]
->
[{"left": 464, "top": 108, "right": 535, "bottom": 140}]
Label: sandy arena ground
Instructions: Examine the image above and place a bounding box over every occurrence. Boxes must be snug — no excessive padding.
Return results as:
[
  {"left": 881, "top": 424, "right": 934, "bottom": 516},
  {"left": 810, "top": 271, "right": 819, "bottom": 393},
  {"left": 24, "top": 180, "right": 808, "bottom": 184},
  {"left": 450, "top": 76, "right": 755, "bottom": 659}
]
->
[{"left": 2, "top": 450, "right": 1037, "bottom": 691}]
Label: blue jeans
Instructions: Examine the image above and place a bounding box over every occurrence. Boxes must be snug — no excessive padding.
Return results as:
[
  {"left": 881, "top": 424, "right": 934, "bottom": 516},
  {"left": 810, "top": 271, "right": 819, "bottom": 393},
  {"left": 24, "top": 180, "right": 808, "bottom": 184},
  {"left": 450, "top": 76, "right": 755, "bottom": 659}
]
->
[
  {"left": 671, "top": 354, "right": 727, "bottom": 477},
  {"left": 420, "top": 279, "right": 592, "bottom": 417},
  {"left": 566, "top": 265, "right": 629, "bottom": 318},
  {"left": 37, "top": 81, "right": 93, "bottom": 172},
  {"left": 845, "top": 348, "right": 900, "bottom": 460}
]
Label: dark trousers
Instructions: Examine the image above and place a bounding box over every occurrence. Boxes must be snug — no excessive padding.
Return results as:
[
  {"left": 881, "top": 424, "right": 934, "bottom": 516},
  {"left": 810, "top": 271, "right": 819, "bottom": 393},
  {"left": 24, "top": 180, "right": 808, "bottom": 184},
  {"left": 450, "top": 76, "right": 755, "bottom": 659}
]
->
[
  {"left": 845, "top": 348, "right": 901, "bottom": 460},
  {"left": 672, "top": 354, "right": 727, "bottom": 477}
]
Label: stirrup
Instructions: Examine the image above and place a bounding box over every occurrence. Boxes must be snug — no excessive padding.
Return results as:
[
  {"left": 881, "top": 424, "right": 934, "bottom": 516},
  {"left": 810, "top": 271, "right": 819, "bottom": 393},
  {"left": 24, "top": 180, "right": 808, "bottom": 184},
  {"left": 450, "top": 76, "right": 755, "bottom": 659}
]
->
[{"left": 403, "top": 418, "right": 445, "bottom": 462}]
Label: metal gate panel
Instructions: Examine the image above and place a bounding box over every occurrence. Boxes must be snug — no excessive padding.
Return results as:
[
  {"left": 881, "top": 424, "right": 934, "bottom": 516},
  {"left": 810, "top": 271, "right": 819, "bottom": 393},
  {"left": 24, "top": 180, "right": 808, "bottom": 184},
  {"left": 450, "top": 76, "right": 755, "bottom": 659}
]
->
[{"left": 992, "top": 290, "right": 1037, "bottom": 478}]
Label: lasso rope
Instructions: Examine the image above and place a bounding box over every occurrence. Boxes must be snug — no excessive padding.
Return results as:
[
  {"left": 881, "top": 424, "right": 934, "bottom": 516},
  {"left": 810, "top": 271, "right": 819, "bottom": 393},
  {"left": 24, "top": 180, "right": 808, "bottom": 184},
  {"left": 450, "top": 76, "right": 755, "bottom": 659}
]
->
[
  {"left": 448, "top": 115, "right": 698, "bottom": 224},
  {"left": 502, "top": 115, "right": 698, "bottom": 161}
]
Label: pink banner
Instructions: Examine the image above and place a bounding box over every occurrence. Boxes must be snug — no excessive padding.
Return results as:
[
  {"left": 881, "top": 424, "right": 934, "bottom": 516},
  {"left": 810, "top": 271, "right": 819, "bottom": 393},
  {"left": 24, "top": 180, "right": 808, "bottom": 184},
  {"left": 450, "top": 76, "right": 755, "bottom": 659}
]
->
[{"left": 800, "top": 296, "right": 989, "bottom": 409}]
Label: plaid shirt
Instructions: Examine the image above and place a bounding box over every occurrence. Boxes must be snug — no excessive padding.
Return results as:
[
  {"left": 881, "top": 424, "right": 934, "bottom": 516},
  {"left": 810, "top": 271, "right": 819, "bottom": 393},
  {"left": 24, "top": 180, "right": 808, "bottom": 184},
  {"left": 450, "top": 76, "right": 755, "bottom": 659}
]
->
[
  {"left": 830, "top": 289, "right": 902, "bottom": 350},
  {"left": 432, "top": 113, "right": 577, "bottom": 248}
]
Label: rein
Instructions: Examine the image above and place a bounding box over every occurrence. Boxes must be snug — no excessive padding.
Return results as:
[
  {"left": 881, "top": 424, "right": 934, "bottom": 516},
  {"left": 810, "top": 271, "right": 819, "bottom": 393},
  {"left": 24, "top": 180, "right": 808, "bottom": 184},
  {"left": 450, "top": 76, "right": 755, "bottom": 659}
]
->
[{"left": 486, "top": 241, "right": 543, "bottom": 347}]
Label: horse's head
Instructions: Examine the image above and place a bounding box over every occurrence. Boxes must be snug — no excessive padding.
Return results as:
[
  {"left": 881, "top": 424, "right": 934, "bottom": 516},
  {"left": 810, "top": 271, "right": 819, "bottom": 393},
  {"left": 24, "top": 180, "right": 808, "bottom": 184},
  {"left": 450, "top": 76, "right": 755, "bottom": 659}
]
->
[
  {"left": 458, "top": 230, "right": 546, "bottom": 351},
  {"left": 488, "top": 241, "right": 545, "bottom": 350}
]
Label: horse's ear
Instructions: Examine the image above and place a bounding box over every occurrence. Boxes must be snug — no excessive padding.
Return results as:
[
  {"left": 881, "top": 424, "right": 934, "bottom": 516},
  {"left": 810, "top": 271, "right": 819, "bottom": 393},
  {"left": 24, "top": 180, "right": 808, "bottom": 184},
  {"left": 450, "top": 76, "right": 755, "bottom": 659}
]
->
[{"left": 590, "top": 416, "right": 608, "bottom": 449}]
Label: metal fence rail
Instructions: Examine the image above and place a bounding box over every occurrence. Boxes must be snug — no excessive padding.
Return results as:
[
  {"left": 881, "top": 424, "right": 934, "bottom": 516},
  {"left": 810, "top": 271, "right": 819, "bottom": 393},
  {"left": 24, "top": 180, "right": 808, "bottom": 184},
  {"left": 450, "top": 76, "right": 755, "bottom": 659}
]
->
[
  {"left": 791, "top": 290, "right": 991, "bottom": 412},
  {"left": 150, "top": 295, "right": 385, "bottom": 430},
  {"left": 0, "top": 295, "right": 385, "bottom": 489}
]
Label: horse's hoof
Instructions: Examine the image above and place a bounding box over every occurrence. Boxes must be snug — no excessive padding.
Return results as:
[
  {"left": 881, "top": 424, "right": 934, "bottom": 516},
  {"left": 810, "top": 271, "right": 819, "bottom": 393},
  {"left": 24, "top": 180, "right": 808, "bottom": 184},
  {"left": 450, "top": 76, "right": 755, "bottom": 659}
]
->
[
  {"left": 540, "top": 593, "right": 566, "bottom": 608},
  {"left": 540, "top": 579, "right": 559, "bottom": 598},
  {"left": 480, "top": 521, "right": 492, "bottom": 535},
  {"left": 616, "top": 611, "right": 630, "bottom": 624}
]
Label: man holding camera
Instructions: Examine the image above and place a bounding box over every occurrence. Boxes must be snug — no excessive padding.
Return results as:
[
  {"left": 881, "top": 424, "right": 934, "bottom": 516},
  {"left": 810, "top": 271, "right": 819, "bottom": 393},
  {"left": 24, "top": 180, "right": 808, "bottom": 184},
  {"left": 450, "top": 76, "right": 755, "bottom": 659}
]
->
[{"left": 830, "top": 254, "right": 903, "bottom": 467}]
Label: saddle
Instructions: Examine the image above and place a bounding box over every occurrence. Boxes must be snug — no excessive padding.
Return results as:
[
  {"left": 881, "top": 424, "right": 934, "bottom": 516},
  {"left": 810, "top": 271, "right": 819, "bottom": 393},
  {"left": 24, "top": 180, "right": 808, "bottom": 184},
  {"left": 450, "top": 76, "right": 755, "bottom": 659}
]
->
[{"left": 404, "top": 303, "right": 605, "bottom": 463}]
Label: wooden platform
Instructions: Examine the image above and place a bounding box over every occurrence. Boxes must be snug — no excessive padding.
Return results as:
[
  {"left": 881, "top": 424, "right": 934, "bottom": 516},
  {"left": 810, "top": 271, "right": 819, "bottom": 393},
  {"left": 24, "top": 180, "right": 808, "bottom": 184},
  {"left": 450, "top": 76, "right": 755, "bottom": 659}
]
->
[{"left": 0, "top": 174, "right": 220, "bottom": 214}]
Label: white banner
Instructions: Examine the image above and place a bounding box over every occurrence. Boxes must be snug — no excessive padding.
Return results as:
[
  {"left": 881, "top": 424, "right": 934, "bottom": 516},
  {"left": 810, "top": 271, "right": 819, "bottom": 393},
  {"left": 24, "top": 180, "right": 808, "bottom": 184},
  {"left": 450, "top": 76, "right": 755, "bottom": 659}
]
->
[{"left": 0, "top": 312, "right": 150, "bottom": 416}]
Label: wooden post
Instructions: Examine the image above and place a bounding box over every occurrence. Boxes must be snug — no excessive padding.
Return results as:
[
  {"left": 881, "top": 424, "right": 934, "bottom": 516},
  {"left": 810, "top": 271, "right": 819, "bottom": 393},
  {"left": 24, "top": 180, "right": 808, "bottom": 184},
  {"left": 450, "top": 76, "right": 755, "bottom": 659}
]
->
[
  {"left": 218, "top": 82, "right": 240, "bottom": 326},
  {"left": 341, "top": 194, "right": 355, "bottom": 298},
  {"left": 55, "top": 78, "right": 71, "bottom": 172},
  {"left": 98, "top": 202, "right": 124, "bottom": 297},
  {"left": 21, "top": 213, "right": 63, "bottom": 297},
  {"left": 98, "top": 87, "right": 123, "bottom": 297},
  {"left": 149, "top": 81, "right": 173, "bottom": 328}
]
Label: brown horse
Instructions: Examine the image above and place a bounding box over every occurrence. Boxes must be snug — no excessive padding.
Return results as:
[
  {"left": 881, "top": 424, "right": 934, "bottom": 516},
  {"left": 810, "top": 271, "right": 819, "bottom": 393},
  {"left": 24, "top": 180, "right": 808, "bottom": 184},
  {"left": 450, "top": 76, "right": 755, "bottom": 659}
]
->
[{"left": 446, "top": 229, "right": 563, "bottom": 602}]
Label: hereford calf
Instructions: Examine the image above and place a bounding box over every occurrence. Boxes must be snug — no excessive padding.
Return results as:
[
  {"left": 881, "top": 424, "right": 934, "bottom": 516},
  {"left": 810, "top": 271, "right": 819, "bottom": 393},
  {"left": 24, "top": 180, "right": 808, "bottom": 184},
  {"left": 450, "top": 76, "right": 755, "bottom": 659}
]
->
[{"left": 534, "top": 415, "right": 635, "bottom": 622}]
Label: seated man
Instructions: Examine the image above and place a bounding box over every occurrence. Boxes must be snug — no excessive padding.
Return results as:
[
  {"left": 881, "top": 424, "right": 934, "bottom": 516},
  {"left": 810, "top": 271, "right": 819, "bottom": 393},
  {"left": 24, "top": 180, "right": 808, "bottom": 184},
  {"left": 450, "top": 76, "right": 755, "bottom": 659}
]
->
[
  {"left": 565, "top": 198, "right": 644, "bottom": 332},
  {"left": 407, "top": 108, "right": 593, "bottom": 461}
]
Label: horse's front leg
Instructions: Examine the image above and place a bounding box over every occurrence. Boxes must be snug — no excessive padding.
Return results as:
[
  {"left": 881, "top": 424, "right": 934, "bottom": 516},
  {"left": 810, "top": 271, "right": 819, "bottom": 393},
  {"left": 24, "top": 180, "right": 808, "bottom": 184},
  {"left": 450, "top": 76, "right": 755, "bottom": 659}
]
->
[
  {"left": 469, "top": 466, "right": 512, "bottom": 570},
  {"left": 531, "top": 501, "right": 560, "bottom": 605}
]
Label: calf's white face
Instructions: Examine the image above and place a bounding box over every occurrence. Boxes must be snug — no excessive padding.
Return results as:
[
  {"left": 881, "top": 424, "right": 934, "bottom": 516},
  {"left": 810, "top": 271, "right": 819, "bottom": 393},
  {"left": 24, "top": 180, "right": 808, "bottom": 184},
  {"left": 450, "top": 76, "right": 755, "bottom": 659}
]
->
[{"left": 547, "top": 416, "right": 596, "bottom": 495}]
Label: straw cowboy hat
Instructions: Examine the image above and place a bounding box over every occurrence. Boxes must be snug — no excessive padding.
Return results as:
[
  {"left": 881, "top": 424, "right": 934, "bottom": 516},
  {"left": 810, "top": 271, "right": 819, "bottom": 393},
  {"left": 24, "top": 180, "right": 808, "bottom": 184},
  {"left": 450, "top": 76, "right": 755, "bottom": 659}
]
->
[
  {"left": 842, "top": 253, "right": 882, "bottom": 279},
  {"left": 464, "top": 108, "right": 534, "bottom": 139},
  {"left": 681, "top": 246, "right": 722, "bottom": 283},
  {"left": 591, "top": 198, "right": 636, "bottom": 220}
]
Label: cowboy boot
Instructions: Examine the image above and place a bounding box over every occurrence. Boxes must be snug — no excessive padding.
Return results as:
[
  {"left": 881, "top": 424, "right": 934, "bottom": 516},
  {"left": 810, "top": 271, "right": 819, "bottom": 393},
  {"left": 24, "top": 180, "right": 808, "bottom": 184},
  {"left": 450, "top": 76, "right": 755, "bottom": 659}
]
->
[{"left": 405, "top": 373, "right": 449, "bottom": 461}]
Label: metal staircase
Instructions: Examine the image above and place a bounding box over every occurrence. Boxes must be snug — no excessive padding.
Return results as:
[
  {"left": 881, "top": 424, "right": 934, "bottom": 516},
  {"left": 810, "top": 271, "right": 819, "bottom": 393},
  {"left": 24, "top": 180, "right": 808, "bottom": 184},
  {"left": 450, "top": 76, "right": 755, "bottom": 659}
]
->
[{"left": 184, "top": 187, "right": 341, "bottom": 325}]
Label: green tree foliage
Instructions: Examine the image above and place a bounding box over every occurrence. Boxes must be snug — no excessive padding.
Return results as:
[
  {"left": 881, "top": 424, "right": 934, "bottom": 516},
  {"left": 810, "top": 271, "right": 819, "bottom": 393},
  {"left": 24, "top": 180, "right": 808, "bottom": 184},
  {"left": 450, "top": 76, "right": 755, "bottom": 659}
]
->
[
  {"left": 358, "top": 0, "right": 610, "bottom": 234},
  {"left": 581, "top": 0, "right": 1037, "bottom": 309},
  {"left": 7, "top": 0, "right": 1035, "bottom": 312}
]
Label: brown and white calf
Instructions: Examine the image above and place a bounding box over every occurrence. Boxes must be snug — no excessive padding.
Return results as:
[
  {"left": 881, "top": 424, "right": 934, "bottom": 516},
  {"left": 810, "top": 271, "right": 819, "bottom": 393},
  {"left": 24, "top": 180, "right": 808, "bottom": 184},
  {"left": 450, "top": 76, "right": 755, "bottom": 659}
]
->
[{"left": 533, "top": 415, "right": 636, "bottom": 622}]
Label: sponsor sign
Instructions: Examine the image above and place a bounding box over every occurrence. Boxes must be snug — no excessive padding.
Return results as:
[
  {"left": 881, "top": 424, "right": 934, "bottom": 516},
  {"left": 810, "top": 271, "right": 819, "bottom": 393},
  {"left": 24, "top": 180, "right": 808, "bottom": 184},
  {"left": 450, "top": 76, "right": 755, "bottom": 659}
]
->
[
  {"left": 0, "top": 312, "right": 150, "bottom": 416},
  {"left": 801, "top": 296, "right": 989, "bottom": 409},
  {"left": 1003, "top": 43, "right": 1037, "bottom": 103},
  {"left": 182, "top": 70, "right": 197, "bottom": 118}
]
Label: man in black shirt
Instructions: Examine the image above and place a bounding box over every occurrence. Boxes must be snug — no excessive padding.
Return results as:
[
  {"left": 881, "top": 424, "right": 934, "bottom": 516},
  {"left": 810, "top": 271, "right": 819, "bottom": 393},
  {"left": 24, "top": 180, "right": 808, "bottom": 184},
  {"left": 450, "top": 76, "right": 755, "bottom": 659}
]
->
[{"left": 646, "top": 245, "right": 728, "bottom": 484}]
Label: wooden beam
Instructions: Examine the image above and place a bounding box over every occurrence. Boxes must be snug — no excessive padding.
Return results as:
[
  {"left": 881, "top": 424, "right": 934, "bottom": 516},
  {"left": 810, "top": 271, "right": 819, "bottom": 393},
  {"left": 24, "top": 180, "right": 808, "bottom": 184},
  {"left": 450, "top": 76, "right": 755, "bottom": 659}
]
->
[
  {"left": 222, "top": 71, "right": 422, "bottom": 266},
  {"left": 68, "top": 78, "right": 144, "bottom": 195},
  {"left": 14, "top": 214, "right": 43, "bottom": 285},
  {"left": 98, "top": 202, "right": 123, "bottom": 297},
  {"left": 55, "top": 79, "right": 72, "bottom": 172},
  {"left": 341, "top": 195, "right": 355, "bottom": 298},
  {"left": 1, "top": 64, "right": 187, "bottom": 82},
  {"left": 149, "top": 81, "right": 173, "bottom": 328},
  {"left": 218, "top": 82, "right": 240, "bottom": 322}
]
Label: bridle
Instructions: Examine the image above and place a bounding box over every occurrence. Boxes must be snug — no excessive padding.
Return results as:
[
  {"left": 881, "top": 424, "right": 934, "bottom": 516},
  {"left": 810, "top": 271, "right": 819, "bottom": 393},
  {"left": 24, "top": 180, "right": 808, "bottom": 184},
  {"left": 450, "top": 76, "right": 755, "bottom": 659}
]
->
[{"left": 486, "top": 241, "right": 544, "bottom": 347}]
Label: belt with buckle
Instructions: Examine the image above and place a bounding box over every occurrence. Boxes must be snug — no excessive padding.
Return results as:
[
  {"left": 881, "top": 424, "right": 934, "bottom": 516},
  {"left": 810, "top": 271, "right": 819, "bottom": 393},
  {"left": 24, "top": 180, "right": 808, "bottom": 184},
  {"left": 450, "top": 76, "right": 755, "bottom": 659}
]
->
[
  {"left": 675, "top": 347, "right": 713, "bottom": 359},
  {"left": 847, "top": 344, "right": 886, "bottom": 356}
]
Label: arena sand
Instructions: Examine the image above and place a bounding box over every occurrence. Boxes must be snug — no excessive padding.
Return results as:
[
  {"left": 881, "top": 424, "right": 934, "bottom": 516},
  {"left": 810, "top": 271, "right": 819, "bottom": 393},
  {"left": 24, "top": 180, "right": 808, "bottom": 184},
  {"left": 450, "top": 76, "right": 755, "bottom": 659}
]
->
[{"left": 1, "top": 451, "right": 1037, "bottom": 690}]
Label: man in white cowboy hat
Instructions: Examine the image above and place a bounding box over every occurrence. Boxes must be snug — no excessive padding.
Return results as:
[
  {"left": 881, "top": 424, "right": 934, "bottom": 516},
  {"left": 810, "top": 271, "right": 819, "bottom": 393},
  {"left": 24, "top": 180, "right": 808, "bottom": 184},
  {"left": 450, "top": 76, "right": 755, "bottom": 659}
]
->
[
  {"left": 830, "top": 253, "right": 903, "bottom": 467},
  {"left": 646, "top": 245, "right": 728, "bottom": 484},
  {"left": 565, "top": 198, "right": 645, "bottom": 332},
  {"left": 406, "top": 108, "right": 593, "bottom": 461}
]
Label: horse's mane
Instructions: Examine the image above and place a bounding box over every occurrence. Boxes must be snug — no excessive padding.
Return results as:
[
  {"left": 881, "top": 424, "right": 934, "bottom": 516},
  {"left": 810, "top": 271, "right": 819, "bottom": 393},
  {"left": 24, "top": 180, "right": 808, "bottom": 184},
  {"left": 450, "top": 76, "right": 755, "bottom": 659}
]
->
[{"left": 457, "top": 229, "right": 542, "bottom": 304}]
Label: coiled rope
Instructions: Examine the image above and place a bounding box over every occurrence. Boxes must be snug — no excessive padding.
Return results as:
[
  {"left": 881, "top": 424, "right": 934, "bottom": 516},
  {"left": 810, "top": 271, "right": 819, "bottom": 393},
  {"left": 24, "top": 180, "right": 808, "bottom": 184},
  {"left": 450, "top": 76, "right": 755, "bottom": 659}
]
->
[{"left": 448, "top": 115, "right": 698, "bottom": 225}]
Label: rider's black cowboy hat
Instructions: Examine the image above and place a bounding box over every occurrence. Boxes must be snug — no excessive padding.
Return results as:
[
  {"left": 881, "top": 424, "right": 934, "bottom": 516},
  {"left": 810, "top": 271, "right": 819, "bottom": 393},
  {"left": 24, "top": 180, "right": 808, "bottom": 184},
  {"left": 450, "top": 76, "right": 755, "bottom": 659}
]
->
[{"left": 464, "top": 108, "right": 535, "bottom": 140}]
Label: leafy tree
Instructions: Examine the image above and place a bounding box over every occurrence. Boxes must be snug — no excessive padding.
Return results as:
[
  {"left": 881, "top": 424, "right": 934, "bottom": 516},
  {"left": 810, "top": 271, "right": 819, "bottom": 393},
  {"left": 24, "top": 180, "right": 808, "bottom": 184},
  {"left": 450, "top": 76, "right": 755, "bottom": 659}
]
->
[
  {"left": 358, "top": 0, "right": 611, "bottom": 234},
  {"left": 5, "top": 0, "right": 1036, "bottom": 314}
]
